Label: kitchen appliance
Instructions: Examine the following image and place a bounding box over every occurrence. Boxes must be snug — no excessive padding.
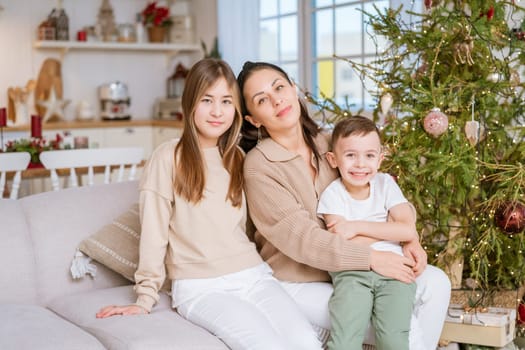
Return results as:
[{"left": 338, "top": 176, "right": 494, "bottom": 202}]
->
[
  {"left": 98, "top": 81, "right": 131, "bottom": 120},
  {"left": 154, "top": 97, "right": 182, "bottom": 120}
]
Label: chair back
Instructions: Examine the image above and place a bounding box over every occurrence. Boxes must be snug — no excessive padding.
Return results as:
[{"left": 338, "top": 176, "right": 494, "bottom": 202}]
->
[
  {"left": 39, "top": 147, "right": 144, "bottom": 191},
  {"left": 0, "top": 152, "right": 31, "bottom": 199}
]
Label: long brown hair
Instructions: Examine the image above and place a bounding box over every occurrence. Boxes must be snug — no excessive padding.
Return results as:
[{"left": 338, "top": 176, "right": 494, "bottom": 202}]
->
[
  {"left": 236, "top": 61, "right": 321, "bottom": 164},
  {"left": 174, "top": 58, "right": 244, "bottom": 207}
]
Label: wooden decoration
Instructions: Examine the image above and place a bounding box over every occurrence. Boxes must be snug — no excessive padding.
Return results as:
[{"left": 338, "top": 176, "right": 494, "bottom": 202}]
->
[
  {"left": 7, "top": 80, "right": 36, "bottom": 126},
  {"left": 35, "top": 58, "right": 65, "bottom": 122}
]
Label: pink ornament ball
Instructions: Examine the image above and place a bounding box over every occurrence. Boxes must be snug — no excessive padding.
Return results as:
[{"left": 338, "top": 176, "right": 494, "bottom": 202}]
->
[{"left": 423, "top": 108, "right": 449, "bottom": 137}]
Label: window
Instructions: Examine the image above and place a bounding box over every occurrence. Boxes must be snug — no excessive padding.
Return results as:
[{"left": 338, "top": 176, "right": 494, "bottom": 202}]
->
[
  {"left": 256, "top": 0, "right": 420, "bottom": 110},
  {"left": 258, "top": 0, "right": 300, "bottom": 83},
  {"left": 218, "top": 0, "right": 417, "bottom": 110}
]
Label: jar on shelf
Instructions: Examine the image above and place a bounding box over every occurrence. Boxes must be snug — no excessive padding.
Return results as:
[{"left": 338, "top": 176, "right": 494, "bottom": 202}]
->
[
  {"left": 56, "top": 8, "right": 69, "bottom": 41},
  {"left": 117, "top": 23, "right": 136, "bottom": 43},
  {"left": 46, "top": 8, "right": 58, "bottom": 40},
  {"left": 38, "top": 20, "right": 56, "bottom": 40}
]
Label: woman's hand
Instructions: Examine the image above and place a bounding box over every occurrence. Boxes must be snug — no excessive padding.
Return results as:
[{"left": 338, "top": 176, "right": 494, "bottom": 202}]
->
[
  {"left": 370, "top": 250, "right": 416, "bottom": 284},
  {"left": 96, "top": 304, "right": 148, "bottom": 318},
  {"left": 402, "top": 238, "right": 428, "bottom": 277}
]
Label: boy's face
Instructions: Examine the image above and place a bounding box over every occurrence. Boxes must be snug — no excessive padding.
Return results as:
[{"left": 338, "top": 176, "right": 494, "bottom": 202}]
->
[{"left": 326, "top": 132, "right": 384, "bottom": 190}]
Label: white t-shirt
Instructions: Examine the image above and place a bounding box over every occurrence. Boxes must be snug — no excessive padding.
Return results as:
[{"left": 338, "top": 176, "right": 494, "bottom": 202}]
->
[{"left": 317, "top": 172, "right": 408, "bottom": 255}]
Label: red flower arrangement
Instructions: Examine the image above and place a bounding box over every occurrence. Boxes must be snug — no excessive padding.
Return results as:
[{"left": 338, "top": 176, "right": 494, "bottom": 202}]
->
[
  {"left": 142, "top": 2, "right": 172, "bottom": 27},
  {"left": 2, "top": 134, "right": 64, "bottom": 165}
]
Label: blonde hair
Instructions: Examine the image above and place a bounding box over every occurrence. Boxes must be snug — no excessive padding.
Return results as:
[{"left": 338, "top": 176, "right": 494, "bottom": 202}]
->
[{"left": 174, "top": 58, "right": 244, "bottom": 207}]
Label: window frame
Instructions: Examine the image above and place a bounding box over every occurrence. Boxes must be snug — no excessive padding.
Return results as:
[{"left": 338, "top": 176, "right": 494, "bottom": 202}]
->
[{"left": 254, "top": 0, "right": 418, "bottom": 110}]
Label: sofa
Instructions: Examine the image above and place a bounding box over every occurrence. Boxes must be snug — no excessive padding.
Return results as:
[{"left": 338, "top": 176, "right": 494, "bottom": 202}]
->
[{"left": 0, "top": 180, "right": 229, "bottom": 349}]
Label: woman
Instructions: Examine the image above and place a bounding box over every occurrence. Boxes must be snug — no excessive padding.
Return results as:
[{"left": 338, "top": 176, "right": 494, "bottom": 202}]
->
[
  {"left": 237, "top": 61, "right": 451, "bottom": 350},
  {"left": 97, "top": 58, "right": 322, "bottom": 350}
]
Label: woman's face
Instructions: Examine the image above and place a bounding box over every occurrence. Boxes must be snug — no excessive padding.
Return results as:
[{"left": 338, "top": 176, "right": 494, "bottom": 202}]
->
[
  {"left": 193, "top": 77, "right": 236, "bottom": 148},
  {"left": 241, "top": 68, "right": 301, "bottom": 135}
]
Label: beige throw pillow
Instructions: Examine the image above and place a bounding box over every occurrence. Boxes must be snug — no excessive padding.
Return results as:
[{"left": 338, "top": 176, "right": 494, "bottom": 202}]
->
[{"left": 79, "top": 203, "right": 141, "bottom": 282}]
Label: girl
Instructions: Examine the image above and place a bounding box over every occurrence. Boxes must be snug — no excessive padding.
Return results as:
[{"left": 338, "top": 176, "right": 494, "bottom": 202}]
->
[
  {"left": 236, "top": 61, "right": 451, "bottom": 350},
  {"left": 97, "top": 58, "right": 322, "bottom": 350}
]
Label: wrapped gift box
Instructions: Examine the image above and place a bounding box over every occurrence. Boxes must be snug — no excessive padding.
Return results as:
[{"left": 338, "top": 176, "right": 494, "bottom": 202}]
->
[{"left": 440, "top": 304, "right": 516, "bottom": 347}]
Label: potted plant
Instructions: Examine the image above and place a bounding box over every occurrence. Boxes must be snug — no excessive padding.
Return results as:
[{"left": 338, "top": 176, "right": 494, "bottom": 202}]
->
[{"left": 141, "top": 2, "right": 172, "bottom": 43}]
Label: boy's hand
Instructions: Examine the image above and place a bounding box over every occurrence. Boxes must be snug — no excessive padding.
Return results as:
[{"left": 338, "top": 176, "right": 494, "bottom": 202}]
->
[{"left": 326, "top": 219, "right": 358, "bottom": 239}]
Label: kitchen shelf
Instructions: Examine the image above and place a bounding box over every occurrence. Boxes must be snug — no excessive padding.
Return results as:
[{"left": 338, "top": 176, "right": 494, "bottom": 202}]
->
[{"left": 33, "top": 40, "right": 201, "bottom": 58}]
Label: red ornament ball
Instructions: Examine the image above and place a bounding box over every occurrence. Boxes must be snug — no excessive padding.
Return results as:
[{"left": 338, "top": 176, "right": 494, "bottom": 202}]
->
[
  {"left": 423, "top": 108, "right": 449, "bottom": 137},
  {"left": 494, "top": 201, "right": 525, "bottom": 234}
]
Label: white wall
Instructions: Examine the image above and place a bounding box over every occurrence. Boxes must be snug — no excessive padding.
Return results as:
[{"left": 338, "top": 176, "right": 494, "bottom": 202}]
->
[{"left": 0, "top": 0, "right": 217, "bottom": 121}]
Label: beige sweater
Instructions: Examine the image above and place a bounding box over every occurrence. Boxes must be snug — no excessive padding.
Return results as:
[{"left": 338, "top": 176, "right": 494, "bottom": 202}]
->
[
  {"left": 134, "top": 140, "right": 262, "bottom": 311},
  {"left": 243, "top": 133, "right": 371, "bottom": 283}
]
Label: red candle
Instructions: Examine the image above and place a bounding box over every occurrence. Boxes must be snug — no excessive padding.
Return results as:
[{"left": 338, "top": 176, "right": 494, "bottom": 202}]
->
[
  {"left": 77, "top": 30, "right": 87, "bottom": 41},
  {"left": 0, "top": 108, "right": 6, "bottom": 127},
  {"left": 31, "top": 115, "right": 42, "bottom": 138}
]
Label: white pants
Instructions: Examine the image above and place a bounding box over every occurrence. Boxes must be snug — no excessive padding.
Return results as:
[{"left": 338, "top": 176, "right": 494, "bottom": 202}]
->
[
  {"left": 174, "top": 263, "right": 323, "bottom": 350},
  {"left": 281, "top": 264, "right": 451, "bottom": 350}
]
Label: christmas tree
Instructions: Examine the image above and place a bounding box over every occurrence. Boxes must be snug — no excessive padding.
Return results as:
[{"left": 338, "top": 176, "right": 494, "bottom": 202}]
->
[{"left": 309, "top": 0, "right": 525, "bottom": 291}]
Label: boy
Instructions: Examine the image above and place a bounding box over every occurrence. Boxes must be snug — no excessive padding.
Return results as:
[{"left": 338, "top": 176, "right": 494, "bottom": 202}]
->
[{"left": 318, "top": 116, "right": 420, "bottom": 350}]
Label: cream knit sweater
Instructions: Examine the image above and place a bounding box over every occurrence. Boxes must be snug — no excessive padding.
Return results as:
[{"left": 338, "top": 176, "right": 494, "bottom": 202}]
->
[
  {"left": 243, "top": 133, "right": 371, "bottom": 283},
  {"left": 134, "top": 140, "right": 262, "bottom": 311}
]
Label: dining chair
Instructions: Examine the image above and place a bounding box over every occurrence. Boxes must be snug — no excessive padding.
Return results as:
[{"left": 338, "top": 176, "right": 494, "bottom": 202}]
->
[
  {"left": 39, "top": 147, "right": 144, "bottom": 191},
  {"left": 0, "top": 152, "right": 31, "bottom": 199}
]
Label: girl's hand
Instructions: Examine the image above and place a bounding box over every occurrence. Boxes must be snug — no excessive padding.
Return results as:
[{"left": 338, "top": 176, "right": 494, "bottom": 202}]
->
[
  {"left": 370, "top": 250, "right": 416, "bottom": 284},
  {"left": 96, "top": 304, "right": 148, "bottom": 318}
]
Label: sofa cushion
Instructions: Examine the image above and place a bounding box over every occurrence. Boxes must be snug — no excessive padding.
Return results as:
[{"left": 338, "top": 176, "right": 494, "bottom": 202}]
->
[
  {"left": 20, "top": 181, "right": 139, "bottom": 305},
  {"left": 76, "top": 202, "right": 170, "bottom": 291},
  {"left": 0, "top": 199, "right": 37, "bottom": 304},
  {"left": 0, "top": 304, "right": 105, "bottom": 349},
  {"left": 49, "top": 285, "right": 228, "bottom": 350},
  {"left": 78, "top": 202, "right": 140, "bottom": 282}
]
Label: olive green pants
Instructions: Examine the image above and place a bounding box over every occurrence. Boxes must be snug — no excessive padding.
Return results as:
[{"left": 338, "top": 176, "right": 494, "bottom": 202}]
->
[{"left": 327, "top": 270, "right": 416, "bottom": 350}]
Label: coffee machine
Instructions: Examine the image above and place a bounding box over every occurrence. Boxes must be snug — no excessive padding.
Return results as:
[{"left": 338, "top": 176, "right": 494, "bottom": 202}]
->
[{"left": 98, "top": 81, "right": 131, "bottom": 120}]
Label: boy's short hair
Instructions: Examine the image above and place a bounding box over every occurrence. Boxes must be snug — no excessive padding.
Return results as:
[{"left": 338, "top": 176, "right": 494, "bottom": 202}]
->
[{"left": 331, "top": 115, "right": 381, "bottom": 148}]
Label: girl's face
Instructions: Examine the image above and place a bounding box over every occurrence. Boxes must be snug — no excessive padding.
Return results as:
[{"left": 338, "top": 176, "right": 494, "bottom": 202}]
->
[
  {"left": 194, "top": 77, "right": 236, "bottom": 148},
  {"left": 242, "top": 68, "right": 301, "bottom": 135}
]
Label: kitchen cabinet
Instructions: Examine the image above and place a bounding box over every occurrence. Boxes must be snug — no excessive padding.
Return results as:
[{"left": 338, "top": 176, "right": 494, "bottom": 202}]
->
[
  {"left": 153, "top": 125, "right": 182, "bottom": 148},
  {"left": 105, "top": 126, "right": 154, "bottom": 156}
]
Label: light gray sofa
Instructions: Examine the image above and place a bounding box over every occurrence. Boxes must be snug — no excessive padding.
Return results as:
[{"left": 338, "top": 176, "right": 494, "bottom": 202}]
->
[{"left": 0, "top": 181, "right": 228, "bottom": 349}]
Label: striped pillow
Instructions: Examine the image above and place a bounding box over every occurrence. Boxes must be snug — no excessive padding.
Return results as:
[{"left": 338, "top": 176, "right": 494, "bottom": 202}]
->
[{"left": 79, "top": 203, "right": 140, "bottom": 282}]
